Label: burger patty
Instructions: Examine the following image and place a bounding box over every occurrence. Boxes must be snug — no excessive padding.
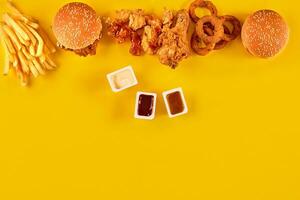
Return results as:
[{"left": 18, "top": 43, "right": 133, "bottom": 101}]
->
[{"left": 58, "top": 39, "right": 99, "bottom": 57}]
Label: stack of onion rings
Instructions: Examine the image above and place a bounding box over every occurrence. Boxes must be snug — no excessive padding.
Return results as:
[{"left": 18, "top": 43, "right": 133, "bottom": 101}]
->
[{"left": 189, "top": 0, "right": 241, "bottom": 56}]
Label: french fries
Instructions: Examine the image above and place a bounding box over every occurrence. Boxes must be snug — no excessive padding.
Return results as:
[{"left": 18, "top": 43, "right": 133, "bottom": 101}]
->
[
  {"left": 0, "top": 28, "right": 10, "bottom": 75},
  {"left": 17, "top": 51, "right": 30, "bottom": 73},
  {"left": 0, "top": 1, "right": 57, "bottom": 86},
  {"left": 17, "top": 21, "right": 37, "bottom": 45},
  {"left": 0, "top": 25, "right": 16, "bottom": 54},
  {"left": 7, "top": 0, "right": 39, "bottom": 27},
  {"left": 2, "top": 25, "right": 22, "bottom": 50},
  {"left": 26, "top": 25, "right": 44, "bottom": 57},
  {"left": 3, "top": 13, "right": 30, "bottom": 41},
  {"left": 39, "top": 27, "right": 56, "bottom": 53}
]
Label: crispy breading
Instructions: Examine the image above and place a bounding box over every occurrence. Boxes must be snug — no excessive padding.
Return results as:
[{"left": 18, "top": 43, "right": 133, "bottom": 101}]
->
[
  {"left": 141, "top": 15, "right": 162, "bottom": 54},
  {"left": 107, "top": 9, "right": 190, "bottom": 67},
  {"left": 157, "top": 9, "right": 191, "bottom": 68},
  {"left": 114, "top": 9, "right": 146, "bottom": 30},
  {"left": 107, "top": 10, "right": 162, "bottom": 56}
]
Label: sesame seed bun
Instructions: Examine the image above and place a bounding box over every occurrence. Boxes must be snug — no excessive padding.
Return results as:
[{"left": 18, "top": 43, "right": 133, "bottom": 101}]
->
[
  {"left": 53, "top": 2, "right": 102, "bottom": 50},
  {"left": 241, "top": 10, "right": 289, "bottom": 58}
]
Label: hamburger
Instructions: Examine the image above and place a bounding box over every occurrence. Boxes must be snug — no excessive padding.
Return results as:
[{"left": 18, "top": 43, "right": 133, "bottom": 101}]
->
[
  {"left": 52, "top": 2, "right": 102, "bottom": 56},
  {"left": 241, "top": 10, "right": 289, "bottom": 58}
]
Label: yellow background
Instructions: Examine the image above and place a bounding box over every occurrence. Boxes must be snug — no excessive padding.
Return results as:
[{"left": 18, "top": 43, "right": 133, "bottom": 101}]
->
[{"left": 1, "top": 0, "right": 300, "bottom": 199}]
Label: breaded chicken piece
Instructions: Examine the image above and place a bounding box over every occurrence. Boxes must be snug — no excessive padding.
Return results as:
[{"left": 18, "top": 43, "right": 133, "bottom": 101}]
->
[
  {"left": 107, "top": 10, "right": 162, "bottom": 56},
  {"left": 141, "top": 15, "right": 162, "bottom": 54},
  {"left": 157, "top": 9, "right": 191, "bottom": 68},
  {"left": 114, "top": 9, "right": 146, "bottom": 30}
]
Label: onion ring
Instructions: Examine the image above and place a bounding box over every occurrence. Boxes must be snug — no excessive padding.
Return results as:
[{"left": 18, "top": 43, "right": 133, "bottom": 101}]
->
[
  {"left": 195, "top": 15, "right": 224, "bottom": 44},
  {"left": 191, "top": 31, "right": 215, "bottom": 56},
  {"left": 219, "top": 15, "right": 241, "bottom": 41},
  {"left": 204, "top": 24, "right": 230, "bottom": 50},
  {"left": 189, "top": 0, "right": 218, "bottom": 23}
]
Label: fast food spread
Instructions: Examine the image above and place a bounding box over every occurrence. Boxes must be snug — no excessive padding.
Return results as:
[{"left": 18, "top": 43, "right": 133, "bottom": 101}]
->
[
  {"left": 0, "top": 1, "right": 57, "bottom": 86},
  {"left": 1, "top": 0, "right": 289, "bottom": 76},
  {"left": 0, "top": 1, "right": 290, "bottom": 118},
  {"left": 105, "top": 0, "right": 243, "bottom": 66}
]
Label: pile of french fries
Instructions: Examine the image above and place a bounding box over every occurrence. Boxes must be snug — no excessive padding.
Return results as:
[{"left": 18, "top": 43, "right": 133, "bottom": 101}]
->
[{"left": 0, "top": 1, "right": 57, "bottom": 86}]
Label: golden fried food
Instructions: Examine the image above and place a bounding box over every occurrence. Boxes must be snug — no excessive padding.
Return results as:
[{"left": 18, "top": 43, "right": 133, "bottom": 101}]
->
[
  {"left": 189, "top": 0, "right": 242, "bottom": 55},
  {"left": 203, "top": 23, "right": 231, "bottom": 50},
  {"left": 114, "top": 9, "right": 147, "bottom": 31},
  {"left": 219, "top": 15, "right": 241, "bottom": 41},
  {"left": 162, "top": 9, "right": 174, "bottom": 25},
  {"left": 107, "top": 10, "right": 163, "bottom": 57},
  {"left": 212, "top": 25, "right": 230, "bottom": 50},
  {"left": 107, "top": 19, "right": 132, "bottom": 44},
  {"left": 189, "top": 0, "right": 218, "bottom": 23},
  {"left": 0, "top": 1, "right": 57, "bottom": 86},
  {"left": 141, "top": 15, "right": 162, "bottom": 54},
  {"left": 195, "top": 15, "right": 224, "bottom": 44},
  {"left": 107, "top": 9, "right": 190, "bottom": 67},
  {"left": 107, "top": 1, "right": 241, "bottom": 66},
  {"left": 130, "top": 31, "right": 143, "bottom": 56},
  {"left": 107, "top": 10, "right": 147, "bottom": 56},
  {"left": 191, "top": 31, "right": 215, "bottom": 56},
  {"left": 157, "top": 9, "right": 191, "bottom": 68},
  {"left": 128, "top": 10, "right": 147, "bottom": 31}
]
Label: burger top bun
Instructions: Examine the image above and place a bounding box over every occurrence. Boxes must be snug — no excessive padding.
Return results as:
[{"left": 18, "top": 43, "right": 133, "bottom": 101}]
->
[
  {"left": 53, "top": 2, "right": 102, "bottom": 50},
  {"left": 241, "top": 10, "right": 289, "bottom": 58}
]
